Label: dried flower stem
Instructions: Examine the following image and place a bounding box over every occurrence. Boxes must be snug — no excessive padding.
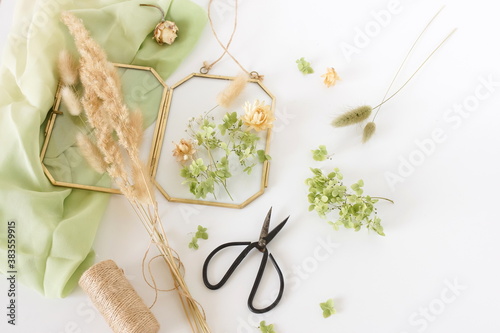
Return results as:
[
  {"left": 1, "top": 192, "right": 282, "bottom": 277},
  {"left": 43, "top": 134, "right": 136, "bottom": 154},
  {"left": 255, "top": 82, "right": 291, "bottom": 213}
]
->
[
  {"left": 372, "top": 27, "right": 457, "bottom": 113},
  {"left": 371, "top": 196, "right": 394, "bottom": 204},
  {"left": 140, "top": 4, "right": 166, "bottom": 22},
  {"left": 61, "top": 11, "right": 210, "bottom": 333},
  {"left": 373, "top": 6, "right": 445, "bottom": 122}
]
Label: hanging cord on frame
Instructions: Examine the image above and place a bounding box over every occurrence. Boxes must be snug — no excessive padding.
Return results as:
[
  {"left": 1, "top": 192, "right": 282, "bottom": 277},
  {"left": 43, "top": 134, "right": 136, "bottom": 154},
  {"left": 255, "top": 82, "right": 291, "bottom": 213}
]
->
[{"left": 201, "top": 0, "right": 263, "bottom": 81}]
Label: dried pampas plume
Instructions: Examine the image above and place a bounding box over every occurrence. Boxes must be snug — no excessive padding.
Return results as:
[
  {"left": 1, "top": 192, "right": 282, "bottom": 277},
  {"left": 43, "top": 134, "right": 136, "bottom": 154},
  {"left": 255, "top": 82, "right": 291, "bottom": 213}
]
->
[
  {"left": 61, "top": 86, "right": 82, "bottom": 116},
  {"left": 58, "top": 49, "right": 79, "bottom": 86},
  {"left": 362, "top": 122, "right": 376, "bottom": 143},
  {"left": 61, "top": 11, "right": 144, "bottom": 198},
  {"left": 332, "top": 105, "right": 372, "bottom": 127},
  {"left": 76, "top": 133, "right": 107, "bottom": 173},
  {"left": 61, "top": 11, "right": 211, "bottom": 332},
  {"left": 217, "top": 73, "right": 248, "bottom": 108}
]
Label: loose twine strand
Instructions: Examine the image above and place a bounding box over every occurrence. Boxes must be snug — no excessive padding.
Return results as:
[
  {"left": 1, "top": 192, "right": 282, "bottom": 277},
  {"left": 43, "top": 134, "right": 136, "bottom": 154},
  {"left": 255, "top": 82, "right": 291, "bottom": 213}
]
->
[
  {"left": 125, "top": 195, "right": 209, "bottom": 332},
  {"left": 202, "top": 0, "right": 263, "bottom": 81}
]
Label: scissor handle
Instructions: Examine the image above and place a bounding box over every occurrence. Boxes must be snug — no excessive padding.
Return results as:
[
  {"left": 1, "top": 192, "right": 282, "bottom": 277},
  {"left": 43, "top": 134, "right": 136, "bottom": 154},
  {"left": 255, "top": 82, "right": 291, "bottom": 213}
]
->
[
  {"left": 248, "top": 248, "right": 285, "bottom": 313},
  {"left": 202, "top": 241, "right": 254, "bottom": 290}
]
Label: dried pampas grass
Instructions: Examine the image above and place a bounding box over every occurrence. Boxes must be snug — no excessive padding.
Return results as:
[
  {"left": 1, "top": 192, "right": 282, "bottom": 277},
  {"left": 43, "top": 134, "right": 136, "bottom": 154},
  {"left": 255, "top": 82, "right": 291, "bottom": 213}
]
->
[
  {"left": 216, "top": 73, "right": 247, "bottom": 108},
  {"left": 61, "top": 11, "right": 210, "bottom": 333},
  {"left": 76, "top": 133, "right": 107, "bottom": 173},
  {"left": 61, "top": 86, "right": 82, "bottom": 116}
]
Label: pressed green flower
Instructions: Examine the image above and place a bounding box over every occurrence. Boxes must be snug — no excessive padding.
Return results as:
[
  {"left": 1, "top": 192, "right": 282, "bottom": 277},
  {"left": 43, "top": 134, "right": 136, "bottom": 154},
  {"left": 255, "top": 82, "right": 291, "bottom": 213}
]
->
[{"left": 320, "top": 299, "right": 336, "bottom": 318}]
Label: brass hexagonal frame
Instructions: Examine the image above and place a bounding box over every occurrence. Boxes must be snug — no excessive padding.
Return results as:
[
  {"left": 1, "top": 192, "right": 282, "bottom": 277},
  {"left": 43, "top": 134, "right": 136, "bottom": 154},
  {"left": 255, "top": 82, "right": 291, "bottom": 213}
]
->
[
  {"left": 40, "top": 63, "right": 168, "bottom": 194},
  {"left": 41, "top": 68, "right": 274, "bottom": 209},
  {"left": 151, "top": 73, "right": 274, "bottom": 209}
]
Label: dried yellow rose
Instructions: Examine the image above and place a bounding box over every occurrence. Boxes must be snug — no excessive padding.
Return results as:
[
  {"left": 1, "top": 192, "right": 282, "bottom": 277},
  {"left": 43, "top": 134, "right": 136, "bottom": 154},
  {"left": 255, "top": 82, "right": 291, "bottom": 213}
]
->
[
  {"left": 242, "top": 100, "right": 275, "bottom": 132},
  {"left": 321, "top": 67, "right": 341, "bottom": 87}
]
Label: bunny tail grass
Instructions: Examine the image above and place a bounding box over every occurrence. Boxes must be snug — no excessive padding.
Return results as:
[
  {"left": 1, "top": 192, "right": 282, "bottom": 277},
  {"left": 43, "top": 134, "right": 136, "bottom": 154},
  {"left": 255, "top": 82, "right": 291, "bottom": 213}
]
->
[
  {"left": 332, "top": 105, "right": 373, "bottom": 127},
  {"left": 362, "top": 122, "right": 376, "bottom": 143}
]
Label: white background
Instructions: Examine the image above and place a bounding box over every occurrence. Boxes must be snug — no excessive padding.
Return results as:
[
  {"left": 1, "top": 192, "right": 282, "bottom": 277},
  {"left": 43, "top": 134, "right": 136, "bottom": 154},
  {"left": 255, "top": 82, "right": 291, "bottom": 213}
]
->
[{"left": 1, "top": 0, "right": 500, "bottom": 332}]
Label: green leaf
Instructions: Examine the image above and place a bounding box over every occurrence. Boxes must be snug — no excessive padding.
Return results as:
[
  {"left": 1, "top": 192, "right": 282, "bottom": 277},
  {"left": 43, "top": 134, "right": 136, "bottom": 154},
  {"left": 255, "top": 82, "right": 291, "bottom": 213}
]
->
[
  {"left": 257, "top": 150, "right": 271, "bottom": 163},
  {"left": 296, "top": 57, "right": 314, "bottom": 74},
  {"left": 311, "top": 145, "right": 329, "bottom": 161},
  {"left": 195, "top": 225, "right": 209, "bottom": 240},
  {"left": 259, "top": 321, "right": 276, "bottom": 333},
  {"left": 188, "top": 237, "right": 199, "bottom": 250},
  {"left": 320, "top": 299, "right": 336, "bottom": 318}
]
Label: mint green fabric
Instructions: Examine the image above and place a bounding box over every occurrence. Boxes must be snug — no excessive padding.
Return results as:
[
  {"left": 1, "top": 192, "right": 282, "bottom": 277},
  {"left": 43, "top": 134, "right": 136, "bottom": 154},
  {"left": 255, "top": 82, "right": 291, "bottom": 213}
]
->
[{"left": 0, "top": 0, "right": 206, "bottom": 298}]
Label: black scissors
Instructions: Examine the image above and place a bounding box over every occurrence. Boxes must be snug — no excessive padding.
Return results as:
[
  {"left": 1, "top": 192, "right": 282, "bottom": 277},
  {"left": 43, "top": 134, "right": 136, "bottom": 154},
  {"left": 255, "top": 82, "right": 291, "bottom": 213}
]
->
[{"left": 202, "top": 207, "right": 288, "bottom": 313}]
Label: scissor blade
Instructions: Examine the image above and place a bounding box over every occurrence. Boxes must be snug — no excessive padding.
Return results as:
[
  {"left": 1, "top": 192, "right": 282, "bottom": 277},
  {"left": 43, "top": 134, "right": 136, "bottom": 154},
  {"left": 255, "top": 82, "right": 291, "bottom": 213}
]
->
[
  {"left": 259, "top": 207, "right": 273, "bottom": 241},
  {"left": 263, "top": 216, "right": 289, "bottom": 244}
]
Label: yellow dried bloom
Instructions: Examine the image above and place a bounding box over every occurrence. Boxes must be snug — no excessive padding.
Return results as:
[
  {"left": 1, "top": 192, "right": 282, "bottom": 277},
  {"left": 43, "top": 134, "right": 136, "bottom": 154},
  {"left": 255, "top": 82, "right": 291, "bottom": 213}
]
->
[
  {"left": 173, "top": 139, "right": 196, "bottom": 162},
  {"left": 153, "top": 20, "right": 178, "bottom": 45},
  {"left": 321, "top": 67, "right": 341, "bottom": 87},
  {"left": 242, "top": 100, "right": 275, "bottom": 132}
]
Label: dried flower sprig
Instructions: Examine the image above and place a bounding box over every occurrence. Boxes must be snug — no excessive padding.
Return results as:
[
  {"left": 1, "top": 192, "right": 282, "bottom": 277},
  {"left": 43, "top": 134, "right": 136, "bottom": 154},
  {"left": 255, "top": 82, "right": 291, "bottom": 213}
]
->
[
  {"left": 61, "top": 12, "right": 210, "bottom": 332},
  {"left": 176, "top": 104, "right": 272, "bottom": 200},
  {"left": 332, "top": 7, "right": 456, "bottom": 143},
  {"left": 188, "top": 225, "right": 209, "bottom": 250},
  {"left": 306, "top": 167, "right": 393, "bottom": 236}
]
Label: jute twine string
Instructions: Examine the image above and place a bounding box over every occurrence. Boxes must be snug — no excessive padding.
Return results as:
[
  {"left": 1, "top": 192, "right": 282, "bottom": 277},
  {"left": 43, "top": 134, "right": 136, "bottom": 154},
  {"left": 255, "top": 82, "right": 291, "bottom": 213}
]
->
[
  {"left": 141, "top": 239, "right": 207, "bottom": 321},
  {"left": 142, "top": 244, "right": 183, "bottom": 307},
  {"left": 79, "top": 260, "right": 160, "bottom": 333},
  {"left": 202, "top": 0, "right": 263, "bottom": 81}
]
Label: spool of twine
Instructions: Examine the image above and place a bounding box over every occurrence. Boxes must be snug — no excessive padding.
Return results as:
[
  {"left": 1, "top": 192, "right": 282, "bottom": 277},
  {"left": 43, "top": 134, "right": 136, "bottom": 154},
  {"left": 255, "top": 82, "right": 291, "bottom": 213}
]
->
[{"left": 79, "top": 260, "right": 160, "bottom": 333}]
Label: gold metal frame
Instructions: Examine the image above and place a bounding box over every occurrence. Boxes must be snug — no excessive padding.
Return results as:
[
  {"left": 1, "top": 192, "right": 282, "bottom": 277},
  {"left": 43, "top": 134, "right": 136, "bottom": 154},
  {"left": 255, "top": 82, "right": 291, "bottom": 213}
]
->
[
  {"left": 152, "top": 73, "right": 274, "bottom": 209},
  {"left": 41, "top": 70, "right": 274, "bottom": 209},
  {"left": 40, "top": 63, "right": 169, "bottom": 194}
]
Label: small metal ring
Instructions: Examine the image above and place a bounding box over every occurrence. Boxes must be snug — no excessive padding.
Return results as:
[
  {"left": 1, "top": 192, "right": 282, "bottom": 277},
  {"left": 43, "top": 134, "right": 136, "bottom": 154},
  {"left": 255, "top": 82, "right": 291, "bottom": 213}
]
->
[
  {"left": 200, "top": 67, "right": 209, "bottom": 74},
  {"left": 249, "top": 71, "right": 260, "bottom": 79}
]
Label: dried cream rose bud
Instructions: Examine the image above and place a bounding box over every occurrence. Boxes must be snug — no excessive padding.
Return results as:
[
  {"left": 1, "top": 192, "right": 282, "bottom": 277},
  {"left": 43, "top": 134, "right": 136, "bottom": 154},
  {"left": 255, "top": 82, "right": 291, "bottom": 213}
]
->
[
  {"left": 173, "top": 139, "right": 196, "bottom": 162},
  {"left": 153, "top": 20, "right": 178, "bottom": 45}
]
